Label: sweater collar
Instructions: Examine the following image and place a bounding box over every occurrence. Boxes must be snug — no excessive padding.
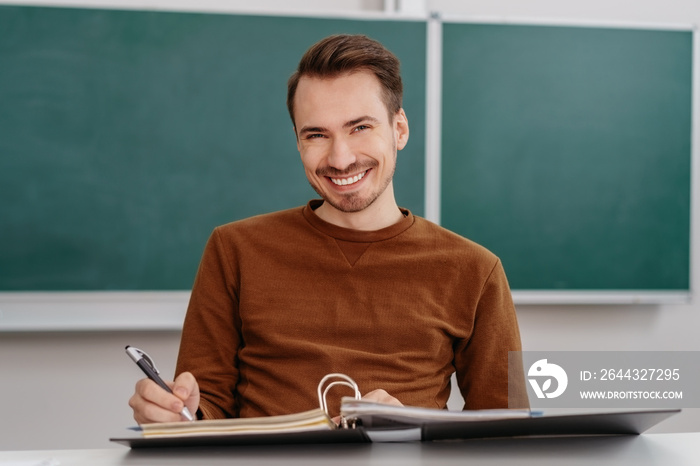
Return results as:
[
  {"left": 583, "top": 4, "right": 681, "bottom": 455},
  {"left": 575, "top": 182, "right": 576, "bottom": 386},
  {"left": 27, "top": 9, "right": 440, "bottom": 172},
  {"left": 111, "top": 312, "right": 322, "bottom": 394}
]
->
[{"left": 302, "top": 199, "right": 414, "bottom": 243}]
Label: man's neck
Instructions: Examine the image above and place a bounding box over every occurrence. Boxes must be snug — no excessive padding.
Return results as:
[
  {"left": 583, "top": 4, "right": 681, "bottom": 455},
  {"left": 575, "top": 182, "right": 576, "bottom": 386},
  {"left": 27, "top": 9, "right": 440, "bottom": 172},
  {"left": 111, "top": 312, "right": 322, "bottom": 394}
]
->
[{"left": 315, "top": 193, "right": 404, "bottom": 231}]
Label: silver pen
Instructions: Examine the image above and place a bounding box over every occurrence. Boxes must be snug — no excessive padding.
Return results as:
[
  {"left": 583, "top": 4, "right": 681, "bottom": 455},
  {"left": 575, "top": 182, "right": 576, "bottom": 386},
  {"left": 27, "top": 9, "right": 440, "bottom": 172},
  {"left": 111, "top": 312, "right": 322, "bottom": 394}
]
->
[{"left": 125, "top": 346, "right": 195, "bottom": 422}]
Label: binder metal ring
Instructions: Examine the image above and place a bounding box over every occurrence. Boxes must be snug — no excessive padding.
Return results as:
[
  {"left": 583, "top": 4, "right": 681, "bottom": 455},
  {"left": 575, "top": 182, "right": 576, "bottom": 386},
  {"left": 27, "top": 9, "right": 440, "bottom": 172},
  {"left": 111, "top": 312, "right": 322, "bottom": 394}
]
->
[{"left": 317, "top": 373, "right": 361, "bottom": 429}]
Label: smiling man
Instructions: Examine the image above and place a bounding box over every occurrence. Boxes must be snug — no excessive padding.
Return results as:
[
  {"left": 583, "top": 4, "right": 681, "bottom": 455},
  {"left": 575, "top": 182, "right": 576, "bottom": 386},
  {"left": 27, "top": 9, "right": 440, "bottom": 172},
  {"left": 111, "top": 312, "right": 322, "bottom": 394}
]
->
[
  {"left": 293, "top": 70, "right": 408, "bottom": 230},
  {"left": 128, "top": 34, "right": 528, "bottom": 424}
]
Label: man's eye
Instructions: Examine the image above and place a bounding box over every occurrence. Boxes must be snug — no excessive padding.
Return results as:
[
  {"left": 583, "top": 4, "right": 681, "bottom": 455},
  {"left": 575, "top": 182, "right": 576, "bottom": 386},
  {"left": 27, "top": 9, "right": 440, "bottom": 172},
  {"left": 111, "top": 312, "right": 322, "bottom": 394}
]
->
[
  {"left": 306, "top": 133, "right": 324, "bottom": 139},
  {"left": 353, "top": 125, "right": 369, "bottom": 132}
]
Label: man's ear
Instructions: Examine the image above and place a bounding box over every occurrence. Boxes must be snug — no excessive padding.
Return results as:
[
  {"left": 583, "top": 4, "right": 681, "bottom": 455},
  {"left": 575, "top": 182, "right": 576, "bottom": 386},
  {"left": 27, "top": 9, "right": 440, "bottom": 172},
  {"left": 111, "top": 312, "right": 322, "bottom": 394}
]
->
[{"left": 394, "top": 108, "right": 409, "bottom": 151}]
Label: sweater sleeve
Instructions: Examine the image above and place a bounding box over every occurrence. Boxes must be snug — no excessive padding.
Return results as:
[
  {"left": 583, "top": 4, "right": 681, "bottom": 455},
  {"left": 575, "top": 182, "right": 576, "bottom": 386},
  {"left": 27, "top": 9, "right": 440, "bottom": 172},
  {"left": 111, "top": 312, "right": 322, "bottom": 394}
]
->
[
  {"left": 454, "top": 259, "right": 530, "bottom": 410},
  {"left": 175, "top": 228, "right": 242, "bottom": 419}
]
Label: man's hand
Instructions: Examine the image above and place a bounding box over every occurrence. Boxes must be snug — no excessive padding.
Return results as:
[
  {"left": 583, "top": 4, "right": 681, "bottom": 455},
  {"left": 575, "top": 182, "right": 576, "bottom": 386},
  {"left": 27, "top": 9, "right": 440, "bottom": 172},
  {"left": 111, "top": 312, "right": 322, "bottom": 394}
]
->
[
  {"left": 128, "top": 371, "right": 200, "bottom": 424},
  {"left": 332, "top": 388, "right": 403, "bottom": 425},
  {"left": 361, "top": 389, "right": 404, "bottom": 407}
]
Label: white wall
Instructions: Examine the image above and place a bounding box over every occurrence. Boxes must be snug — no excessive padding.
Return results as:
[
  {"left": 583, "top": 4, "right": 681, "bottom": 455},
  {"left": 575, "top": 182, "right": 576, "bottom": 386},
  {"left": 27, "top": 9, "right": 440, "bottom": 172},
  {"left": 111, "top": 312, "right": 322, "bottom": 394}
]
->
[
  {"left": 1, "top": 0, "right": 698, "bottom": 451},
  {"left": 0, "top": 331, "right": 181, "bottom": 450}
]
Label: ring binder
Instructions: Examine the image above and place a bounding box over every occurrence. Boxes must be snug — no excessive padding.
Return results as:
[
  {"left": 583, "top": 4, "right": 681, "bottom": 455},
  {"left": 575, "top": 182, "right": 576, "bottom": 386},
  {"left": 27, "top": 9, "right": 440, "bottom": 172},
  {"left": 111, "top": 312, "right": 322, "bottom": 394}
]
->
[
  {"left": 317, "top": 373, "right": 361, "bottom": 429},
  {"left": 110, "top": 371, "right": 680, "bottom": 447}
]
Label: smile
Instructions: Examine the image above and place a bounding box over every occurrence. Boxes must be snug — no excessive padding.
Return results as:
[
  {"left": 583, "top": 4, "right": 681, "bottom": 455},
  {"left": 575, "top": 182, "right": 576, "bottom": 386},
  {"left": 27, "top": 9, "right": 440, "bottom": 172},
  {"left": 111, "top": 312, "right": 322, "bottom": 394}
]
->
[{"left": 330, "top": 170, "right": 368, "bottom": 186}]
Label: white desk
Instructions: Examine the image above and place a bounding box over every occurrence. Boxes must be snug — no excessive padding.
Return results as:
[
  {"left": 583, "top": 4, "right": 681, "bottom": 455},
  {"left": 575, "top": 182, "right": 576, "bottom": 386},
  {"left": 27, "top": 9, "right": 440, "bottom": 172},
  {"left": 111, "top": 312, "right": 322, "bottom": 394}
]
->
[{"left": 0, "top": 433, "right": 698, "bottom": 466}]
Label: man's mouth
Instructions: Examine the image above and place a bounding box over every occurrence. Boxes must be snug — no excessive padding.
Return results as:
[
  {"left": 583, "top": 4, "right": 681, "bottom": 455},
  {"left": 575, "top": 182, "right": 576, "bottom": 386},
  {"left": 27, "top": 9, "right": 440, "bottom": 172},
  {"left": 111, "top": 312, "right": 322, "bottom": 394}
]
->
[{"left": 329, "top": 169, "right": 368, "bottom": 186}]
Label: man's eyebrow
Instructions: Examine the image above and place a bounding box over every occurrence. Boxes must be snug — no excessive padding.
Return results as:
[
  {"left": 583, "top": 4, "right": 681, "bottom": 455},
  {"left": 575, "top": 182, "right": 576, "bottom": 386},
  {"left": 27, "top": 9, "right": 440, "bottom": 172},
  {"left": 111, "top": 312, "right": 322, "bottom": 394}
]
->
[
  {"left": 298, "top": 125, "right": 327, "bottom": 135},
  {"left": 298, "top": 116, "right": 380, "bottom": 136}
]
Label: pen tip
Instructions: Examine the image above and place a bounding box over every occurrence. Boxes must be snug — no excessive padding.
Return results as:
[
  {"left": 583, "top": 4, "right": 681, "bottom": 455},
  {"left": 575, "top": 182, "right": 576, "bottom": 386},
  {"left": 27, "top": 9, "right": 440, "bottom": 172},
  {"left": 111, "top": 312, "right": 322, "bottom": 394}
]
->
[{"left": 182, "top": 407, "right": 195, "bottom": 422}]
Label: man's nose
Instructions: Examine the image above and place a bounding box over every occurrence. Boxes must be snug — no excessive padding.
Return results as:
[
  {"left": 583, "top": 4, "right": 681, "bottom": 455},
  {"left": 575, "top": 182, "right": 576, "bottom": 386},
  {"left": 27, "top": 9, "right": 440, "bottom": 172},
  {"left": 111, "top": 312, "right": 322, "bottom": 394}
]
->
[{"left": 327, "top": 137, "right": 357, "bottom": 170}]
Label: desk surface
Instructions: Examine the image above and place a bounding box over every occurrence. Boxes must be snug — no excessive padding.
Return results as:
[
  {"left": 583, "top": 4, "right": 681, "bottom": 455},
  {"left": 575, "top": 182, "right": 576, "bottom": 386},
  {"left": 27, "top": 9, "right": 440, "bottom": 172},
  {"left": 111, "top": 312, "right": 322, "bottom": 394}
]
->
[{"left": 0, "top": 433, "right": 698, "bottom": 466}]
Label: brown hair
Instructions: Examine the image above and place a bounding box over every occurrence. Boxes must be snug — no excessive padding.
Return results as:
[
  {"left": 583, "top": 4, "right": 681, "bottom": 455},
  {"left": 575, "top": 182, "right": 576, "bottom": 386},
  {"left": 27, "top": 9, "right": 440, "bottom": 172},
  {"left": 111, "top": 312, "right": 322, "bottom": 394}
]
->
[{"left": 286, "top": 34, "right": 403, "bottom": 125}]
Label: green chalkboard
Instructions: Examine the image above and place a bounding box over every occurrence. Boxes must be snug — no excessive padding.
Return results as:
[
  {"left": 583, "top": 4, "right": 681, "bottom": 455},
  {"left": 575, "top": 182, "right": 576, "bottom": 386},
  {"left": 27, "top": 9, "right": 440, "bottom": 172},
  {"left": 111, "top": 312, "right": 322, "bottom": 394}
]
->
[
  {"left": 0, "top": 6, "right": 426, "bottom": 290},
  {"left": 441, "top": 23, "right": 692, "bottom": 290}
]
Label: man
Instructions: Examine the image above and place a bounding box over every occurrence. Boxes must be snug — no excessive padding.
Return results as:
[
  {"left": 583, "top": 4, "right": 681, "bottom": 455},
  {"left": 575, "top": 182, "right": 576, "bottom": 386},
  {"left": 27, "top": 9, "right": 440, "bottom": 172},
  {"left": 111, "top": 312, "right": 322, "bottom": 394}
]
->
[{"left": 129, "top": 34, "right": 527, "bottom": 424}]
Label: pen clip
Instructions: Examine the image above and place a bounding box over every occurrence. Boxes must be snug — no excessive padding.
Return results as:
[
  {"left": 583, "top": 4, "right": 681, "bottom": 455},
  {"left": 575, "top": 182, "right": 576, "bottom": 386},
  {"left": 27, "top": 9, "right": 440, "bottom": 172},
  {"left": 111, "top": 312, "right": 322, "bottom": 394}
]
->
[{"left": 125, "top": 346, "right": 160, "bottom": 374}]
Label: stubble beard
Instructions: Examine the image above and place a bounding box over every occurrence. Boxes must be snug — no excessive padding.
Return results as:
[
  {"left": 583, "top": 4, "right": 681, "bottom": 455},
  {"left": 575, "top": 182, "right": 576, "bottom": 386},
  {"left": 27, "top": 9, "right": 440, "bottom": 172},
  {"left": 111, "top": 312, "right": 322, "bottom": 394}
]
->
[{"left": 310, "top": 154, "right": 396, "bottom": 214}]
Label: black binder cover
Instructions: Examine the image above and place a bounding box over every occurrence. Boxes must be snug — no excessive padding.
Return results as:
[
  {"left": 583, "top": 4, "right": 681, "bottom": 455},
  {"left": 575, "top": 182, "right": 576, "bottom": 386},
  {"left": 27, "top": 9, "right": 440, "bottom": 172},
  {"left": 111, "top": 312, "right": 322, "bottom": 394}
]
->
[
  {"left": 111, "top": 427, "right": 371, "bottom": 448},
  {"left": 423, "top": 409, "right": 680, "bottom": 441}
]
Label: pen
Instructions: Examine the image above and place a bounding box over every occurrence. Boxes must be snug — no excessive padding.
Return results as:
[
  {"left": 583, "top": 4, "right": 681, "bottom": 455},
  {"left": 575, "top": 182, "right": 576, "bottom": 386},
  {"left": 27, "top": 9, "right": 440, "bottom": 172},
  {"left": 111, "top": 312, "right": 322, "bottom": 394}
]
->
[{"left": 125, "top": 345, "right": 195, "bottom": 422}]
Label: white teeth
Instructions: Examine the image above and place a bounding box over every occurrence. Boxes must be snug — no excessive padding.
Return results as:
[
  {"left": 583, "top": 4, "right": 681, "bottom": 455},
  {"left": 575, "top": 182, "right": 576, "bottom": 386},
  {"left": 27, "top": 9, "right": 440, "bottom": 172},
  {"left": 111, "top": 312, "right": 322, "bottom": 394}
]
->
[{"left": 331, "top": 171, "right": 365, "bottom": 186}]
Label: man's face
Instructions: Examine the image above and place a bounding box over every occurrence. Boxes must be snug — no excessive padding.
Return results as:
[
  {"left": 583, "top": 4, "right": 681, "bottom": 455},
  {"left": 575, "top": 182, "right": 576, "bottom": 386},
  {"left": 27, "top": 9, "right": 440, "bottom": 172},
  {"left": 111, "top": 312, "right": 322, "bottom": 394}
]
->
[{"left": 293, "top": 71, "right": 409, "bottom": 215}]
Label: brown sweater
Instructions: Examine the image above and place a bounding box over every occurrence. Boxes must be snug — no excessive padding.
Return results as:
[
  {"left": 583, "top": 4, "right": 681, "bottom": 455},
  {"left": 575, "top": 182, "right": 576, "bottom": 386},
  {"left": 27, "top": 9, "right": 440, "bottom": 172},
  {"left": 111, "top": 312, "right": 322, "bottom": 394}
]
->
[{"left": 176, "top": 200, "right": 527, "bottom": 419}]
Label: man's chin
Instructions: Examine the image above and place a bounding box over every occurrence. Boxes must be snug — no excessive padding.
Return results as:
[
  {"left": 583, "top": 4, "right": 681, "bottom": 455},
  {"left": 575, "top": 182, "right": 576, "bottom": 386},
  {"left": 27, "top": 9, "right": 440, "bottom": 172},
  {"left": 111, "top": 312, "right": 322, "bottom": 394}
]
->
[{"left": 323, "top": 193, "right": 376, "bottom": 214}]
